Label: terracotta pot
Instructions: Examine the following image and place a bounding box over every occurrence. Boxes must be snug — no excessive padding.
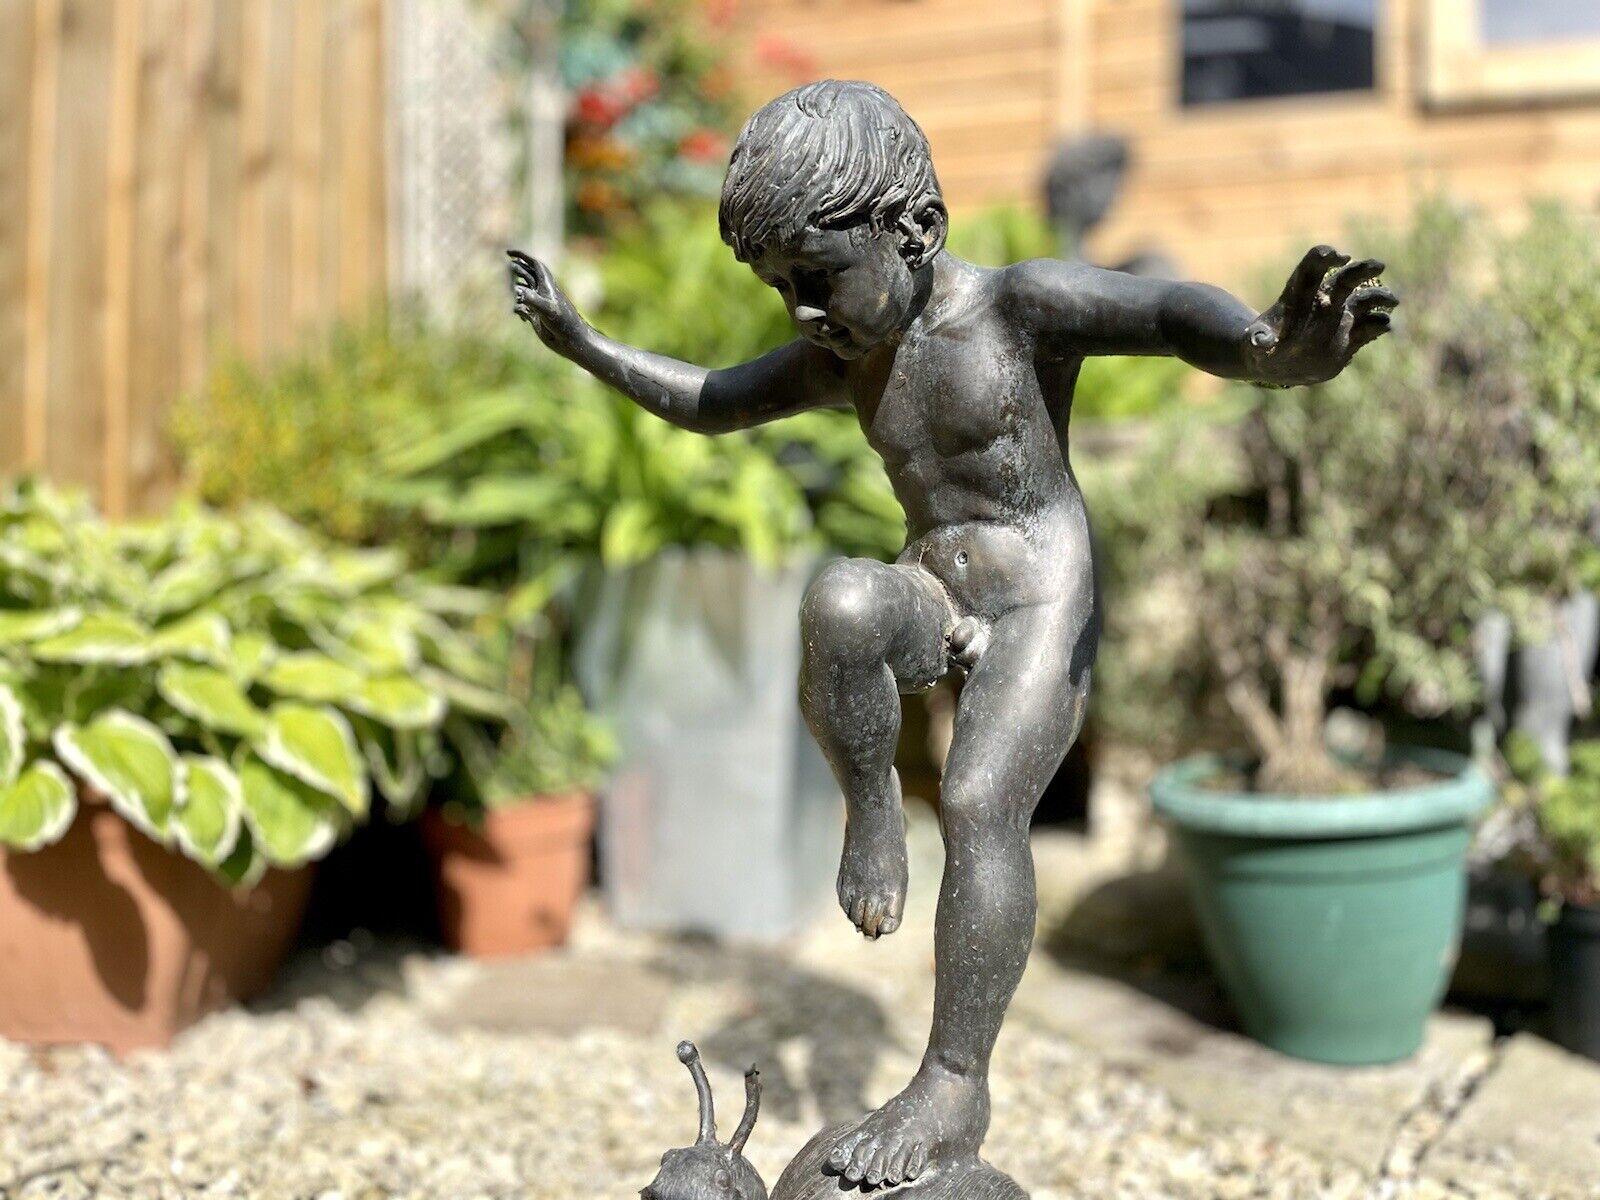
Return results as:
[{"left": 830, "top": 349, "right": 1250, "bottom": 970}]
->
[
  {"left": 422, "top": 792, "right": 595, "bottom": 959},
  {"left": 0, "top": 801, "right": 312, "bottom": 1054}
]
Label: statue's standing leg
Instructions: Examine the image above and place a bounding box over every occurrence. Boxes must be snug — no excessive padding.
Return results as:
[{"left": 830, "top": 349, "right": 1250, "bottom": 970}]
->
[
  {"left": 822, "top": 592, "right": 1095, "bottom": 1190},
  {"left": 799, "top": 558, "right": 951, "bottom": 940}
]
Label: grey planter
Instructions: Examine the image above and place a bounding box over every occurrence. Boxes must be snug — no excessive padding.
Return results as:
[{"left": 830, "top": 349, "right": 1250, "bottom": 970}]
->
[{"left": 574, "top": 549, "right": 841, "bottom": 940}]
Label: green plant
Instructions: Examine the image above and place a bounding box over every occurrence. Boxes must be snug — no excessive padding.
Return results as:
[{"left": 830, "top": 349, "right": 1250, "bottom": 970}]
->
[
  {"left": 1153, "top": 201, "right": 1600, "bottom": 792},
  {"left": 431, "top": 618, "right": 614, "bottom": 816},
  {"left": 170, "top": 312, "right": 523, "bottom": 544},
  {"left": 1505, "top": 732, "right": 1600, "bottom": 907},
  {"left": 372, "top": 202, "right": 909, "bottom": 605},
  {"left": 0, "top": 482, "right": 507, "bottom": 882}
]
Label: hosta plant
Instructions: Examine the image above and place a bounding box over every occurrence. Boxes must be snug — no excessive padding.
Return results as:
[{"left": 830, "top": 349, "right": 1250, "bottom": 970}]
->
[{"left": 0, "top": 482, "right": 507, "bottom": 883}]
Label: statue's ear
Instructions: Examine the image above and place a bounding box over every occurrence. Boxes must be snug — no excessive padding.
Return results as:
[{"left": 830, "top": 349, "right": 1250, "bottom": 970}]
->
[{"left": 897, "top": 196, "right": 947, "bottom": 268}]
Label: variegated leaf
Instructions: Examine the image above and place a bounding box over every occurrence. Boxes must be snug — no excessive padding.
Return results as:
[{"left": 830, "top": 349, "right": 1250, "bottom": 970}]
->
[
  {"left": 0, "top": 683, "right": 23, "bottom": 787},
  {"left": 31, "top": 612, "right": 153, "bottom": 665},
  {"left": 158, "top": 663, "right": 267, "bottom": 739},
  {"left": 0, "top": 607, "right": 82, "bottom": 645},
  {"left": 347, "top": 676, "right": 446, "bottom": 730},
  {"left": 237, "top": 753, "right": 341, "bottom": 867},
  {"left": 52, "top": 711, "right": 182, "bottom": 840},
  {"left": 173, "top": 755, "right": 243, "bottom": 867},
  {"left": 260, "top": 703, "right": 367, "bottom": 816},
  {"left": 260, "top": 652, "right": 366, "bottom": 705},
  {"left": 150, "top": 612, "right": 231, "bottom": 663},
  {"left": 0, "top": 762, "right": 76, "bottom": 851}
]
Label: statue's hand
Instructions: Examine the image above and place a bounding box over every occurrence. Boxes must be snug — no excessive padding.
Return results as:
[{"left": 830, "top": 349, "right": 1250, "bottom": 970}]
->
[
  {"left": 1244, "top": 245, "right": 1396, "bottom": 387},
  {"left": 507, "top": 249, "right": 590, "bottom": 357}
]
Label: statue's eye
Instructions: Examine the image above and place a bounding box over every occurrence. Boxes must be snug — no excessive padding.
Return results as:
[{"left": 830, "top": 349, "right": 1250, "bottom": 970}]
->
[{"left": 714, "top": 1167, "right": 732, "bottom": 1190}]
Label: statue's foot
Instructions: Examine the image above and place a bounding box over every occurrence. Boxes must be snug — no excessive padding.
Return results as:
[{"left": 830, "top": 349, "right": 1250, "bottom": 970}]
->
[
  {"left": 825, "top": 1065, "right": 988, "bottom": 1187},
  {"left": 836, "top": 803, "right": 908, "bottom": 939}
]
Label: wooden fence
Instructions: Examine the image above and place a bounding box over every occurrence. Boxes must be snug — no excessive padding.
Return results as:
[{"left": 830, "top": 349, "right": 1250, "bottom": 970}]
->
[{"left": 0, "top": 0, "right": 388, "bottom": 517}]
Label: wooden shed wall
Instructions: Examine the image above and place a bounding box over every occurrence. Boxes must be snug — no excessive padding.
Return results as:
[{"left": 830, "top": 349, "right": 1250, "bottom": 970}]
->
[
  {"left": 0, "top": 0, "right": 387, "bottom": 517},
  {"left": 733, "top": 0, "right": 1600, "bottom": 286}
]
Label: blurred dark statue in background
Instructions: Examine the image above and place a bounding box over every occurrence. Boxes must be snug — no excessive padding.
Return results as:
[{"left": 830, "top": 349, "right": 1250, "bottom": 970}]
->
[{"left": 510, "top": 80, "right": 1394, "bottom": 1197}]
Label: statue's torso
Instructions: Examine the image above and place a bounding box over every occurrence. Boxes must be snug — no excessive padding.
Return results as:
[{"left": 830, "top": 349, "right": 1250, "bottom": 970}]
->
[{"left": 844, "top": 266, "right": 1094, "bottom": 619}]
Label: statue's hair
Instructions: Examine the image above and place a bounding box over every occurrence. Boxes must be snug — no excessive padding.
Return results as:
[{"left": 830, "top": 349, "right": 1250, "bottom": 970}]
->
[{"left": 719, "top": 80, "right": 943, "bottom": 261}]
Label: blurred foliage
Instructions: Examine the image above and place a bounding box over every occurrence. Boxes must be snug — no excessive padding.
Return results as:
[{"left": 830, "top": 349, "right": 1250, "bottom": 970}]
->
[
  {"left": 445, "top": 664, "right": 616, "bottom": 815},
  {"left": 485, "top": 0, "right": 741, "bottom": 239},
  {"left": 370, "top": 202, "right": 907, "bottom": 600},
  {"left": 169, "top": 313, "right": 519, "bottom": 545},
  {"left": 1127, "top": 201, "right": 1600, "bottom": 790},
  {"left": 1505, "top": 731, "right": 1600, "bottom": 906},
  {"left": 0, "top": 481, "right": 507, "bottom": 881}
]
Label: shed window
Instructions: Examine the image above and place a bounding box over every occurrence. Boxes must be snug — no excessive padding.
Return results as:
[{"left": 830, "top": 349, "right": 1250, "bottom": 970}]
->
[
  {"left": 1181, "top": 0, "right": 1378, "bottom": 106},
  {"left": 1479, "top": 0, "right": 1600, "bottom": 45}
]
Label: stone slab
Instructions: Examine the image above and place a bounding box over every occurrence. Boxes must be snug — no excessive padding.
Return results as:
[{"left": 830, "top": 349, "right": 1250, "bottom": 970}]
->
[
  {"left": 426, "top": 955, "right": 672, "bottom": 1037},
  {"left": 1422, "top": 1034, "right": 1600, "bottom": 1199},
  {"left": 1013, "top": 959, "right": 1494, "bottom": 1176}
]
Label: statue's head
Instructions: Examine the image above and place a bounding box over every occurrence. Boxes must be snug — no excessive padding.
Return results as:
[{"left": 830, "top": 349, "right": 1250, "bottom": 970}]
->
[
  {"left": 719, "top": 80, "right": 947, "bottom": 359},
  {"left": 640, "top": 1042, "right": 768, "bottom": 1200}
]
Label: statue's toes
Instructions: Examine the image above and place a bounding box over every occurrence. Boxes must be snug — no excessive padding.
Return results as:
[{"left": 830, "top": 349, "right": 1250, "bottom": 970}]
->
[
  {"left": 905, "top": 1141, "right": 929, "bottom": 1180},
  {"left": 883, "top": 1142, "right": 914, "bottom": 1185},
  {"left": 826, "top": 1130, "right": 864, "bottom": 1173},
  {"left": 845, "top": 1135, "right": 881, "bottom": 1183}
]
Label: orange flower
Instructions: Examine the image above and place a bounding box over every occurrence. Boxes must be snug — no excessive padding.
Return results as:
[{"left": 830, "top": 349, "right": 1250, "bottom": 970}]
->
[
  {"left": 754, "top": 34, "right": 817, "bottom": 81},
  {"left": 678, "top": 128, "right": 728, "bottom": 163}
]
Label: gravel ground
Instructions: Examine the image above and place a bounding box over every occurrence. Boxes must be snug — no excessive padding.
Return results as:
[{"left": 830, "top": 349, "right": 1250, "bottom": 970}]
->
[{"left": 0, "top": 818, "right": 1531, "bottom": 1199}]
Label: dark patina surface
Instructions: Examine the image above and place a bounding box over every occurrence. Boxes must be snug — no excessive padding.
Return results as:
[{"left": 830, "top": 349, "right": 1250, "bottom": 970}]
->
[{"left": 510, "top": 80, "right": 1392, "bottom": 1196}]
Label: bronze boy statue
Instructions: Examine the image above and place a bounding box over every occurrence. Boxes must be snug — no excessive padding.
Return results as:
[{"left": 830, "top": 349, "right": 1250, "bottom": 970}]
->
[{"left": 510, "top": 81, "right": 1392, "bottom": 1195}]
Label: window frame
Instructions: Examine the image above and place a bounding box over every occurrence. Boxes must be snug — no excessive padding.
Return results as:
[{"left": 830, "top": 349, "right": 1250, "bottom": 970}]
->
[
  {"left": 1175, "top": 0, "right": 1382, "bottom": 111},
  {"left": 1421, "top": 0, "right": 1600, "bottom": 108}
]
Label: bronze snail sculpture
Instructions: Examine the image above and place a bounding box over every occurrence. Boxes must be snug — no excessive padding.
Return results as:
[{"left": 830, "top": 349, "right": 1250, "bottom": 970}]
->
[{"left": 642, "top": 1042, "right": 767, "bottom": 1200}]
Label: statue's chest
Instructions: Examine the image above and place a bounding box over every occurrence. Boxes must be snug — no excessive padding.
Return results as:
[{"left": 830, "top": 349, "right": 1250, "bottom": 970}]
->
[{"left": 859, "top": 350, "right": 1025, "bottom": 466}]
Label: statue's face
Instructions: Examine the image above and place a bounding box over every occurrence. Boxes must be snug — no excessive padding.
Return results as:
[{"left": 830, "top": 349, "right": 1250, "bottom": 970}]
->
[{"left": 747, "top": 223, "right": 917, "bottom": 359}]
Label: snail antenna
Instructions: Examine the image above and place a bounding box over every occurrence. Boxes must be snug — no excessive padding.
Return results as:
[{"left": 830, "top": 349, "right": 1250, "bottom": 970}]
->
[
  {"left": 728, "top": 1066, "right": 761, "bottom": 1157},
  {"left": 677, "top": 1041, "right": 717, "bottom": 1144}
]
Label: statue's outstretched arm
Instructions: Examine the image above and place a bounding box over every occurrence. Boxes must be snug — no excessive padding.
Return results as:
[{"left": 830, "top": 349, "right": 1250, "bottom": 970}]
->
[
  {"left": 1004, "top": 245, "right": 1395, "bottom": 387},
  {"left": 509, "top": 250, "right": 847, "bottom": 433}
]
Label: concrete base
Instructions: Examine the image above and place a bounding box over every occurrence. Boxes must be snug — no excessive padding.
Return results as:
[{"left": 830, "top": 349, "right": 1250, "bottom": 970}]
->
[{"left": 772, "top": 1121, "right": 1025, "bottom": 1200}]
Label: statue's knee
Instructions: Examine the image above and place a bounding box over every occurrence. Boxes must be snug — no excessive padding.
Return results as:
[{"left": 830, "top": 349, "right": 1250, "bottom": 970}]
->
[
  {"left": 939, "top": 774, "right": 1030, "bottom": 845},
  {"left": 801, "top": 560, "right": 888, "bottom": 662}
]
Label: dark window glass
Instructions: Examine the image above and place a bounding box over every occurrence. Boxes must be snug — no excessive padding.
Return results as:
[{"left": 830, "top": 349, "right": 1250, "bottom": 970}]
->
[
  {"left": 1480, "top": 0, "right": 1600, "bottom": 45},
  {"left": 1181, "top": 0, "right": 1377, "bottom": 107}
]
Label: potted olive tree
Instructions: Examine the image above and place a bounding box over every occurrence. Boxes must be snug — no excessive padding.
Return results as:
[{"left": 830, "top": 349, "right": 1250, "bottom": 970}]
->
[
  {"left": 423, "top": 628, "right": 614, "bottom": 959},
  {"left": 1146, "top": 203, "right": 1600, "bottom": 1064},
  {"left": 0, "top": 483, "right": 498, "bottom": 1050}
]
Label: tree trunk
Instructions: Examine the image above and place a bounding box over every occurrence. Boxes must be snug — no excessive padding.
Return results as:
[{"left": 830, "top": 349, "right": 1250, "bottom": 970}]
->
[{"left": 1257, "top": 651, "right": 1358, "bottom": 794}]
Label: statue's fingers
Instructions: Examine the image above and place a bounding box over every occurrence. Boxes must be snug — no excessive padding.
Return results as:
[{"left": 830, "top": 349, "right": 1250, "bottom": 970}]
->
[
  {"left": 1281, "top": 244, "right": 1348, "bottom": 314},
  {"left": 1328, "top": 258, "right": 1385, "bottom": 306},
  {"left": 1351, "top": 285, "right": 1398, "bottom": 314},
  {"left": 1350, "top": 310, "right": 1392, "bottom": 349}
]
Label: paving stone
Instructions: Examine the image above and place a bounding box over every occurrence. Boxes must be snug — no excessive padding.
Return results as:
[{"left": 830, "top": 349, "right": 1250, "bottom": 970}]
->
[
  {"left": 426, "top": 954, "right": 673, "bottom": 1037},
  {"left": 1013, "top": 958, "right": 1494, "bottom": 1175},
  {"left": 1422, "top": 1034, "right": 1600, "bottom": 1199}
]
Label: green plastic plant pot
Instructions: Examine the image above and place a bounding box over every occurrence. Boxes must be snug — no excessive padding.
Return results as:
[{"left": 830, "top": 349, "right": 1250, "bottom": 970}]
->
[{"left": 1150, "top": 749, "right": 1493, "bottom": 1065}]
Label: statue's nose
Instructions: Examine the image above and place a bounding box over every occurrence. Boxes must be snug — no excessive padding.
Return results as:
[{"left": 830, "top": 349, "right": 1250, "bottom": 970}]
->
[{"left": 793, "top": 304, "right": 827, "bottom": 325}]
